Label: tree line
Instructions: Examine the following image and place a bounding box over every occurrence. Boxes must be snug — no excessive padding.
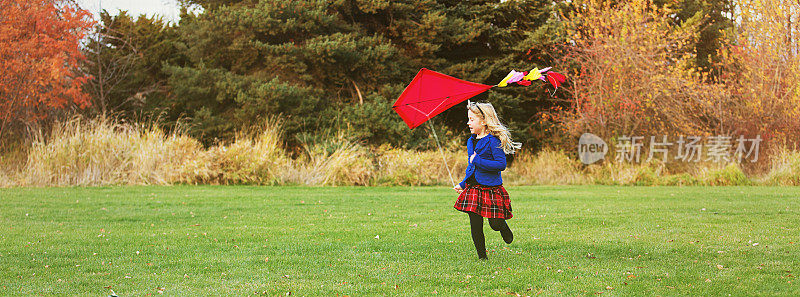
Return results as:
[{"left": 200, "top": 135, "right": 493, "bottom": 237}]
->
[{"left": 8, "top": 0, "right": 798, "bottom": 158}]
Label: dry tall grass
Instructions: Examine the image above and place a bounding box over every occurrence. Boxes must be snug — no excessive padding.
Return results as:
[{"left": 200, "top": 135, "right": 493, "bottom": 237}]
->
[
  {"left": 504, "top": 149, "right": 587, "bottom": 185},
  {"left": 280, "top": 140, "right": 373, "bottom": 186},
  {"left": 764, "top": 148, "right": 800, "bottom": 186},
  {"left": 374, "top": 146, "right": 466, "bottom": 186},
  {"left": 212, "top": 118, "right": 287, "bottom": 185},
  {"left": 0, "top": 165, "right": 12, "bottom": 187},
  {"left": 4, "top": 116, "right": 800, "bottom": 187},
  {"left": 21, "top": 117, "right": 207, "bottom": 186}
]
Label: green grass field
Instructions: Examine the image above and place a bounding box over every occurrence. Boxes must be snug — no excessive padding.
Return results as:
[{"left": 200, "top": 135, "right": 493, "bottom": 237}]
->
[{"left": 1, "top": 186, "right": 798, "bottom": 296}]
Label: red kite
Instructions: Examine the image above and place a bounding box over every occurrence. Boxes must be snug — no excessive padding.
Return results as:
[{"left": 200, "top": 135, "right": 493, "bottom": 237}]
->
[
  {"left": 392, "top": 68, "right": 493, "bottom": 129},
  {"left": 392, "top": 67, "right": 565, "bottom": 129}
]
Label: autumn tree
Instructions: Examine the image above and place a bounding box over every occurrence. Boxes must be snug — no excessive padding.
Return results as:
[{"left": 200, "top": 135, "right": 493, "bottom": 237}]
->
[
  {"left": 555, "top": 0, "right": 725, "bottom": 141},
  {"left": 714, "top": 0, "right": 800, "bottom": 158},
  {"left": 555, "top": 0, "right": 800, "bottom": 167},
  {"left": 0, "top": 0, "right": 94, "bottom": 142}
]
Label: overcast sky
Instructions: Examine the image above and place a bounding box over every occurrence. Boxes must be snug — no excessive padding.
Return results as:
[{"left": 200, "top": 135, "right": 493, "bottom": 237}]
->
[{"left": 77, "top": 0, "right": 187, "bottom": 23}]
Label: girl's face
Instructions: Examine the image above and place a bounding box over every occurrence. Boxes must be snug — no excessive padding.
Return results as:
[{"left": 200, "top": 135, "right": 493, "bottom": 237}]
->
[{"left": 467, "top": 110, "right": 486, "bottom": 135}]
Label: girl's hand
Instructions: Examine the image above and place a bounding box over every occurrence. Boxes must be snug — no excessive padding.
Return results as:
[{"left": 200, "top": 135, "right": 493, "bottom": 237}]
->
[
  {"left": 470, "top": 153, "right": 476, "bottom": 163},
  {"left": 454, "top": 185, "right": 463, "bottom": 194}
]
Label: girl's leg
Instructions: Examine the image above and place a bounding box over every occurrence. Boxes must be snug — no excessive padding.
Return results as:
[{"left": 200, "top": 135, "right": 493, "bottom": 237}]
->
[
  {"left": 468, "top": 212, "right": 487, "bottom": 259},
  {"left": 488, "top": 218, "right": 513, "bottom": 244}
]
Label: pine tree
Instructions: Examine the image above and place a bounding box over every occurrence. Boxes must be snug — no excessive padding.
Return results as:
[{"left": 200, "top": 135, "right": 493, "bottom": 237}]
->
[{"left": 167, "top": 0, "right": 556, "bottom": 147}]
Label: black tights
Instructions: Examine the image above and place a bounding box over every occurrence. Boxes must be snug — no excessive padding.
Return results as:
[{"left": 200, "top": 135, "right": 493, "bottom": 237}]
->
[{"left": 468, "top": 212, "right": 513, "bottom": 259}]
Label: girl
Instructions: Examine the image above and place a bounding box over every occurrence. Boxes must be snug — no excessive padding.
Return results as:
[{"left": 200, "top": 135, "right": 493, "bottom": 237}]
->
[{"left": 453, "top": 101, "right": 521, "bottom": 260}]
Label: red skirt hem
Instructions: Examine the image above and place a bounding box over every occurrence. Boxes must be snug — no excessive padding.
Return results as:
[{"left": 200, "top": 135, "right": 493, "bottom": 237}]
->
[{"left": 453, "top": 184, "right": 513, "bottom": 219}]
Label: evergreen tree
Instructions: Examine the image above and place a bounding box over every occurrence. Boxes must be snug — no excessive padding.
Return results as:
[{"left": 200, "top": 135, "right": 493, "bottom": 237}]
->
[{"left": 168, "top": 0, "right": 557, "bottom": 148}]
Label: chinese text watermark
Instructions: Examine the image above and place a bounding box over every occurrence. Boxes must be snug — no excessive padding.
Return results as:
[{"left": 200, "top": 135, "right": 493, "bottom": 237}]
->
[{"left": 579, "top": 133, "right": 761, "bottom": 165}]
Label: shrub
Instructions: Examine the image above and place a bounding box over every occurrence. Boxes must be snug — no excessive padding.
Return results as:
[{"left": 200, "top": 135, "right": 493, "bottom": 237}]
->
[
  {"left": 20, "top": 116, "right": 209, "bottom": 186},
  {"left": 558, "top": 1, "right": 720, "bottom": 141},
  {"left": 374, "top": 146, "right": 465, "bottom": 186},
  {"left": 700, "top": 163, "right": 750, "bottom": 186},
  {"left": 213, "top": 118, "right": 287, "bottom": 185},
  {"left": 764, "top": 148, "right": 800, "bottom": 186},
  {"left": 505, "top": 149, "right": 586, "bottom": 185},
  {"left": 280, "top": 132, "right": 374, "bottom": 186}
]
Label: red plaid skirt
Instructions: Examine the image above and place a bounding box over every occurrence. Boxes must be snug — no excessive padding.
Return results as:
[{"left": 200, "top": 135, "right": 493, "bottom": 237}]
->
[{"left": 454, "top": 184, "right": 513, "bottom": 219}]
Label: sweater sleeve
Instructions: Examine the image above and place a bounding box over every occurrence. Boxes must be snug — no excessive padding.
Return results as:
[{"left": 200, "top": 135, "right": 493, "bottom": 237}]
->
[{"left": 473, "top": 137, "right": 507, "bottom": 171}]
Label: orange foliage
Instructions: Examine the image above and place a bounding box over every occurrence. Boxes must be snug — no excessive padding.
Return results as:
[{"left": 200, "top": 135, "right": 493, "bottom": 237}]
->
[
  {"left": 0, "top": 0, "right": 94, "bottom": 139},
  {"left": 553, "top": 0, "right": 800, "bottom": 169},
  {"left": 715, "top": 0, "right": 800, "bottom": 150},
  {"left": 555, "top": 0, "right": 725, "bottom": 140}
]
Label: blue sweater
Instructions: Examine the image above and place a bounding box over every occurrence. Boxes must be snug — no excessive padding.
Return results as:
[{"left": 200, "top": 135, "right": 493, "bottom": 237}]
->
[{"left": 458, "top": 134, "right": 506, "bottom": 188}]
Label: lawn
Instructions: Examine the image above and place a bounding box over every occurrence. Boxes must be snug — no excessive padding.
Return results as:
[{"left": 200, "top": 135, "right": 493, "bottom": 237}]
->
[{"left": 1, "top": 186, "right": 798, "bottom": 296}]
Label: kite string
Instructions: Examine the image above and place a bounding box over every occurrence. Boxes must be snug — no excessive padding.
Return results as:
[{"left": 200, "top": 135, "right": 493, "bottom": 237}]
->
[{"left": 428, "top": 120, "right": 456, "bottom": 188}]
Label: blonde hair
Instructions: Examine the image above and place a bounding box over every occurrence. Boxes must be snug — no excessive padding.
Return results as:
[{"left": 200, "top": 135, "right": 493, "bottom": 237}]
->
[{"left": 467, "top": 101, "right": 522, "bottom": 154}]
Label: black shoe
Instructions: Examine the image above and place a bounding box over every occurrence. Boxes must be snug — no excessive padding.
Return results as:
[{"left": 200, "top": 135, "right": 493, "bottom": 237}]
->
[{"left": 502, "top": 230, "right": 513, "bottom": 244}]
